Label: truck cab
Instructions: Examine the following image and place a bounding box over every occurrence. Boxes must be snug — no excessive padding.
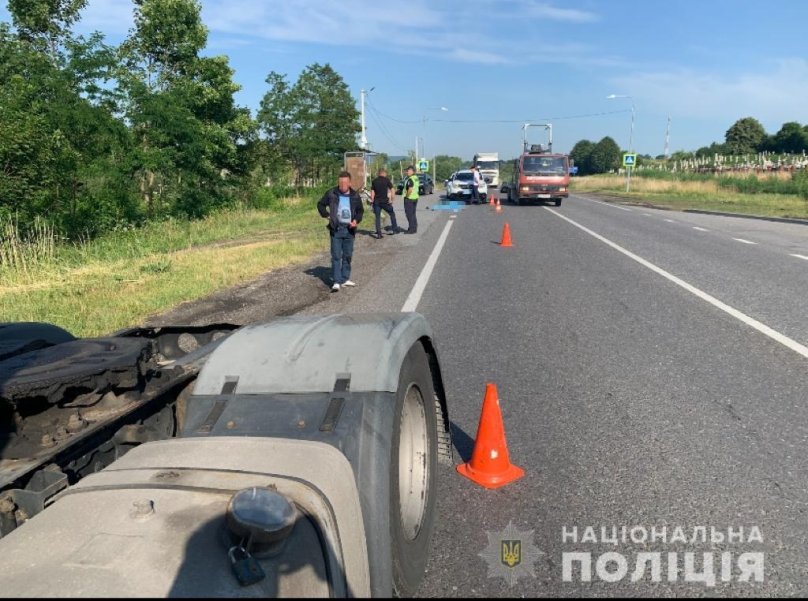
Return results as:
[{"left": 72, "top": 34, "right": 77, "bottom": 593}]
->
[
  {"left": 472, "top": 152, "right": 500, "bottom": 188},
  {"left": 504, "top": 145, "right": 570, "bottom": 206}
]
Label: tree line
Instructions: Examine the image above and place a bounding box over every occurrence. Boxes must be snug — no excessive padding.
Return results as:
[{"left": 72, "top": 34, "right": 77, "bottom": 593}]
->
[
  {"left": 568, "top": 117, "right": 808, "bottom": 176},
  {"left": 0, "top": 0, "right": 359, "bottom": 240}
]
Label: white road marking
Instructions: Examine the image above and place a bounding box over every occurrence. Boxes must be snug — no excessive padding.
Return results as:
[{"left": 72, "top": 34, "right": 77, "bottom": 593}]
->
[
  {"left": 733, "top": 238, "right": 757, "bottom": 245},
  {"left": 692, "top": 226, "right": 709, "bottom": 232},
  {"left": 573, "top": 195, "right": 633, "bottom": 211},
  {"left": 401, "top": 220, "right": 454, "bottom": 312},
  {"left": 643, "top": 213, "right": 652, "bottom": 216},
  {"left": 543, "top": 207, "right": 808, "bottom": 360},
  {"left": 664, "top": 219, "right": 676, "bottom": 223},
  {"left": 791, "top": 254, "right": 808, "bottom": 261}
]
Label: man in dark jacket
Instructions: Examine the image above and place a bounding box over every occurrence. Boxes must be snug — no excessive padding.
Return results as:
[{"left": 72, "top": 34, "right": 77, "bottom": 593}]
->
[{"left": 317, "top": 171, "right": 364, "bottom": 292}]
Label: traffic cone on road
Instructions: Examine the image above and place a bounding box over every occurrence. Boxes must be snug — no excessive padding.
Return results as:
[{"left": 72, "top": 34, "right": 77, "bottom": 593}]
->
[
  {"left": 495, "top": 198, "right": 502, "bottom": 213},
  {"left": 499, "top": 222, "right": 513, "bottom": 247},
  {"left": 456, "top": 383, "right": 524, "bottom": 489},
  {"left": 488, "top": 195, "right": 495, "bottom": 206}
]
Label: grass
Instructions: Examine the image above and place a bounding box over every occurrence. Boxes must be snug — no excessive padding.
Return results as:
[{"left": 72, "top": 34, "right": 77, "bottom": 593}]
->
[
  {"left": 1, "top": 195, "right": 327, "bottom": 337},
  {"left": 570, "top": 174, "right": 808, "bottom": 220}
]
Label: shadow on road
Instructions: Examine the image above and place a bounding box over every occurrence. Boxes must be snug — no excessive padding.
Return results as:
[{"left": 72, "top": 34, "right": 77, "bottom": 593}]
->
[
  {"left": 303, "top": 266, "right": 332, "bottom": 288},
  {"left": 449, "top": 421, "right": 475, "bottom": 463}
]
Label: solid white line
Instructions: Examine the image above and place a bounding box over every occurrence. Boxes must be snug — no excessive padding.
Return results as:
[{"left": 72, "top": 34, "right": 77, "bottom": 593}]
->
[
  {"left": 692, "top": 226, "right": 709, "bottom": 232},
  {"left": 401, "top": 220, "right": 454, "bottom": 312},
  {"left": 791, "top": 254, "right": 808, "bottom": 261},
  {"left": 573, "top": 195, "right": 633, "bottom": 211},
  {"left": 542, "top": 207, "right": 808, "bottom": 360},
  {"left": 733, "top": 238, "right": 757, "bottom": 245}
]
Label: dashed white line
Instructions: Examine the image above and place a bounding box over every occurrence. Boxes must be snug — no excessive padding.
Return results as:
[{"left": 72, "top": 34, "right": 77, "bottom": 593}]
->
[
  {"left": 643, "top": 213, "right": 652, "bottom": 216},
  {"left": 732, "top": 238, "right": 757, "bottom": 245},
  {"left": 401, "top": 220, "right": 454, "bottom": 312},
  {"left": 692, "top": 226, "right": 709, "bottom": 232},
  {"left": 543, "top": 207, "right": 808, "bottom": 361},
  {"left": 791, "top": 254, "right": 808, "bottom": 261},
  {"left": 664, "top": 219, "right": 676, "bottom": 223}
]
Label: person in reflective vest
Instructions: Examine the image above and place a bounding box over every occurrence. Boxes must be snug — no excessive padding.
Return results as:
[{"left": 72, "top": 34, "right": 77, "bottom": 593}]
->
[{"left": 403, "top": 165, "right": 420, "bottom": 234}]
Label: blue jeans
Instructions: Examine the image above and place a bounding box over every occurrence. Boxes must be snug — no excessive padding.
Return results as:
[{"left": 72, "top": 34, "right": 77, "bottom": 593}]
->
[{"left": 330, "top": 226, "right": 354, "bottom": 284}]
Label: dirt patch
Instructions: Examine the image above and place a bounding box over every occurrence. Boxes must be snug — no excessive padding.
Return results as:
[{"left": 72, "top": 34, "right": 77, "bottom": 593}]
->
[{"left": 141, "top": 227, "right": 401, "bottom": 328}]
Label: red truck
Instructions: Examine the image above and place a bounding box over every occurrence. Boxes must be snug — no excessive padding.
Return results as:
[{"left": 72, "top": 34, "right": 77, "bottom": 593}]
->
[{"left": 502, "top": 123, "right": 571, "bottom": 207}]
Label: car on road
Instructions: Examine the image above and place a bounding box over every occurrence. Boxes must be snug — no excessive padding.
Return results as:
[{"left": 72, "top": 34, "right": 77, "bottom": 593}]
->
[
  {"left": 396, "top": 173, "right": 434, "bottom": 196},
  {"left": 445, "top": 170, "right": 488, "bottom": 203}
]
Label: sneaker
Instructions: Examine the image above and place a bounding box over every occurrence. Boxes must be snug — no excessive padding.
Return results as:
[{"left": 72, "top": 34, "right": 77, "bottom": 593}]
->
[
  {"left": 331, "top": 283, "right": 340, "bottom": 292},
  {"left": 342, "top": 280, "right": 356, "bottom": 287},
  {"left": 372, "top": 233, "right": 382, "bottom": 239}
]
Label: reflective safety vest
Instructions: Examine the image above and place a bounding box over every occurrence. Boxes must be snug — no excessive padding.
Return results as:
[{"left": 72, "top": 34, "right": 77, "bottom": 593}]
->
[{"left": 405, "top": 174, "right": 420, "bottom": 200}]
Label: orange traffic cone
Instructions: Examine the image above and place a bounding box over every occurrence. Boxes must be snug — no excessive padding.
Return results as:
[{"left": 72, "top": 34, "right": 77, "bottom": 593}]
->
[
  {"left": 488, "top": 195, "right": 495, "bottom": 206},
  {"left": 495, "top": 198, "right": 502, "bottom": 213},
  {"left": 499, "top": 222, "right": 513, "bottom": 247},
  {"left": 456, "top": 383, "right": 524, "bottom": 489}
]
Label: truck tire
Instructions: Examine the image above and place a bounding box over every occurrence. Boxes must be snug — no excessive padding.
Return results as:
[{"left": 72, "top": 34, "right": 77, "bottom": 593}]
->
[
  {"left": 390, "top": 343, "right": 438, "bottom": 597},
  {"left": 554, "top": 198, "right": 562, "bottom": 207}
]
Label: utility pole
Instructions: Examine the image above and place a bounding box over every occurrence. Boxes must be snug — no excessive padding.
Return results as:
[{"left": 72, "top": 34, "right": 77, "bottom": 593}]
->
[
  {"left": 359, "top": 87, "right": 374, "bottom": 150},
  {"left": 360, "top": 89, "right": 367, "bottom": 150},
  {"left": 664, "top": 116, "right": 671, "bottom": 160}
]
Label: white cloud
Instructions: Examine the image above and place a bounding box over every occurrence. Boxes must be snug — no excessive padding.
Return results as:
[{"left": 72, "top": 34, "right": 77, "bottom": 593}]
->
[
  {"left": 610, "top": 59, "right": 808, "bottom": 131},
  {"left": 201, "top": 0, "right": 605, "bottom": 66},
  {"left": 520, "top": 1, "right": 599, "bottom": 23}
]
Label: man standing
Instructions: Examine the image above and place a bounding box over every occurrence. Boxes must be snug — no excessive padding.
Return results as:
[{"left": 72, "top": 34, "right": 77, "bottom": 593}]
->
[
  {"left": 317, "top": 171, "right": 364, "bottom": 292},
  {"left": 471, "top": 165, "right": 481, "bottom": 204},
  {"left": 370, "top": 168, "right": 398, "bottom": 239},
  {"left": 402, "top": 165, "right": 420, "bottom": 234}
]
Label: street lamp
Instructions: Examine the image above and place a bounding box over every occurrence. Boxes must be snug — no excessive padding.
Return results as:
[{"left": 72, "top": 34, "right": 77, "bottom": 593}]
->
[{"left": 606, "top": 94, "right": 635, "bottom": 192}]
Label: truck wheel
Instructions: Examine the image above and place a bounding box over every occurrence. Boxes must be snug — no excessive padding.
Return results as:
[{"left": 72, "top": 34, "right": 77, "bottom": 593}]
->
[
  {"left": 554, "top": 198, "right": 562, "bottom": 207},
  {"left": 390, "top": 343, "right": 438, "bottom": 597}
]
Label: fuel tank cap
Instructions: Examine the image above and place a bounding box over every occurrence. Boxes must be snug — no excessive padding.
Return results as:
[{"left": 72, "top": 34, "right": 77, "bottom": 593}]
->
[{"left": 225, "top": 487, "right": 297, "bottom": 556}]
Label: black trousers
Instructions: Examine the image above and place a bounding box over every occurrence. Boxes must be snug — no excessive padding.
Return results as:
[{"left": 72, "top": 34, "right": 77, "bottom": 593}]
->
[
  {"left": 404, "top": 199, "right": 417, "bottom": 232},
  {"left": 373, "top": 201, "right": 398, "bottom": 234}
]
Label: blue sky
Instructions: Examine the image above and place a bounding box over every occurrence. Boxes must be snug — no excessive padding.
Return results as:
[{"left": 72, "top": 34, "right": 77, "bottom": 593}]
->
[{"left": 3, "top": 0, "right": 807, "bottom": 160}]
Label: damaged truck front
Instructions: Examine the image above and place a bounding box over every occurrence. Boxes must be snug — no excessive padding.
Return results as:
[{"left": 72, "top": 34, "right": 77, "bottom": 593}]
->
[{"left": 0, "top": 314, "right": 452, "bottom": 597}]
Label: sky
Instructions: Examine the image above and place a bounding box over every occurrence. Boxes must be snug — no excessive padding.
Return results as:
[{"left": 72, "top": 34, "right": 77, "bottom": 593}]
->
[{"left": 3, "top": 0, "right": 808, "bottom": 161}]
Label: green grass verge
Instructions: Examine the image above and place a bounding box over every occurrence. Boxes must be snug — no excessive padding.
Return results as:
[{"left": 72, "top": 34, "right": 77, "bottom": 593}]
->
[
  {"left": 570, "top": 174, "right": 808, "bottom": 220},
  {"left": 1, "top": 196, "right": 328, "bottom": 337}
]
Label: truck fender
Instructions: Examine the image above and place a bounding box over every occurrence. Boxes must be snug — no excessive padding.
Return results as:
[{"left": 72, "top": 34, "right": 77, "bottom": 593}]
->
[{"left": 184, "top": 312, "right": 452, "bottom": 597}]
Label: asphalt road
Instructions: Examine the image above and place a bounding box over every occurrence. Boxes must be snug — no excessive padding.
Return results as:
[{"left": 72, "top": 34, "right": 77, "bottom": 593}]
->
[
  {"left": 148, "top": 190, "right": 808, "bottom": 596},
  {"left": 311, "top": 192, "right": 808, "bottom": 597}
]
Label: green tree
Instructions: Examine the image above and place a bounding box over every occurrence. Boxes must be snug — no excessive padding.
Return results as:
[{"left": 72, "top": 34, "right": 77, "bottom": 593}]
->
[
  {"left": 258, "top": 63, "right": 359, "bottom": 186},
  {"left": 770, "top": 122, "right": 808, "bottom": 154},
  {"left": 7, "top": 0, "right": 87, "bottom": 59},
  {"left": 433, "top": 155, "right": 464, "bottom": 182},
  {"left": 119, "top": 0, "right": 254, "bottom": 218},
  {"left": 588, "top": 136, "right": 621, "bottom": 174},
  {"left": 695, "top": 141, "right": 728, "bottom": 158},
  {"left": 570, "top": 139, "right": 595, "bottom": 175},
  {"left": 724, "top": 117, "right": 766, "bottom": 155}
]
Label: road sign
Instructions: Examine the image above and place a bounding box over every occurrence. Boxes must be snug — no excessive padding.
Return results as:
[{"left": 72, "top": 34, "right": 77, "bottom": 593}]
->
[
  {"left": 622, "top": 153, "right": 637, "bottom": 167},
  {"left": 418, "top": 158, "right": 429, "bottom": 172},
  {"left": 570, "top": 166, "right": 579, "bottom": 175}
]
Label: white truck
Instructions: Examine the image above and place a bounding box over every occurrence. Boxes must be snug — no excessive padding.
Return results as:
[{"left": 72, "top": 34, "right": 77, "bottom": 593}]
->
[
  {"left": 0, "top": 314, "right": 453, "bottom": 597},
  {"left": 472, "top": 152, "right": 500, "bottom": 188}
]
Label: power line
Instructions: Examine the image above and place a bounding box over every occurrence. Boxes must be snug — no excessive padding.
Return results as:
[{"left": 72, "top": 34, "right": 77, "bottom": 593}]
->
[
  {"left": 367, "top": 105, "right": 409, "bottom": 153},
  {"left": 430, "top": 109, "right": 632, "bottom": 123},
  {"left": 366, "top": 101, "right": 631, "bottom": 125}
]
